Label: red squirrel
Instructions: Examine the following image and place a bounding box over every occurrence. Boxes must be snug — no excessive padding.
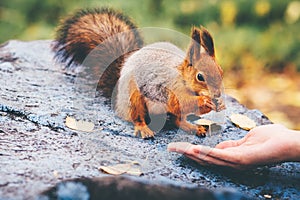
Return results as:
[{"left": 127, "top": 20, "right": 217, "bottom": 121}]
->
[{"left": 53, "top": 8, "right": 224, "bottom": 138}]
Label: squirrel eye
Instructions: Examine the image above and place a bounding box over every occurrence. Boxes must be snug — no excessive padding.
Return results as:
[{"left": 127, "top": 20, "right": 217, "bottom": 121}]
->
[{"left": 196, "top": 73, "right": 205, "bottom": 82}]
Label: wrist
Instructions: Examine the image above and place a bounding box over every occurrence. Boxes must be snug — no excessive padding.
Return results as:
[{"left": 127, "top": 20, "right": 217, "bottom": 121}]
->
[{"left": 287, "top": 130, "right": 300, "bottom": 162}]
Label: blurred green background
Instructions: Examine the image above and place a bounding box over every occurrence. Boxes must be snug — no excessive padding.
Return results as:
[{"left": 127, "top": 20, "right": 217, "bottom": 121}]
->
[{"left": 1, "top": 0, "right": 300, "bottom": 129}]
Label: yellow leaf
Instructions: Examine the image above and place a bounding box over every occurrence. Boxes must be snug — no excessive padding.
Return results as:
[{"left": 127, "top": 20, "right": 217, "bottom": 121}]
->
[
  {"left": 99, "top": 162, "right": 143, "bottom": 176},
  {"left": 230, "top": 114, "right": 256, "bottom": 130},
  {"left": 65, "top": 116, "right": 94, "bottom": 132},
  {"left": 194, "top": 119, "right": 215, "bottom": 126}
]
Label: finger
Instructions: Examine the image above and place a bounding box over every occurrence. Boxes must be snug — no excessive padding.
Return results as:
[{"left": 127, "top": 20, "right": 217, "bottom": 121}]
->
[
  {"left": 184, "top": 154, "right": 240, "bottom": 169},
  {"left": 168, "top": 143, "right": 211, "bottom": 166},
  {"left": 173, "top": 144, "right": 236, "bottom": 164},
  {"left": 168, "top": 143, "right": 225, "bottom": 164},
  {"left": 184, "top": 144, "right": 245, "bottom": 166},
  {"left": 201, "top": 146, "right": 244, "bottom": 165},
  {"left": 184, "top": 149, "right": 240, "bottom": 169},
  {"left": 170, "top": 143, "right": 247, "bottom": 169},
  {"left": 167, "top": 142, "right": 194, "bottom": 154}
]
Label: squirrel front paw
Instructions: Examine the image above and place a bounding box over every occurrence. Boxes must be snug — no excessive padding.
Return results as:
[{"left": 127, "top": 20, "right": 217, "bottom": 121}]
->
[
  {"left": 197, "top": 96, "right": 216, "bottom": 114},
  {"left": 134, "top": 125, "right": 155, "bottom": 139}
]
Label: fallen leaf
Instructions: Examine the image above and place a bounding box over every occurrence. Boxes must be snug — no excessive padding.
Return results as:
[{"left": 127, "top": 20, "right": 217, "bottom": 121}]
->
[
  {"left": 99, "top": 164, "right": 129, "bottom": 175},
  {"left": 99, "top": 162, "right": 143, "bottom": 176},
  {"left": 263, "top": 194, "right": 272, "bottom": 199},
  {"left": 194, "top": 119, "right": 215, "bottom": 126},
  {"left": 65, "top": 116, "right": 77, "bottom": 130},
  {"left": 230, "top": 114, "right": 256, "bottom": 130},
  {"left": 65, "top": 116, "right": 94, "bottom": 132}
]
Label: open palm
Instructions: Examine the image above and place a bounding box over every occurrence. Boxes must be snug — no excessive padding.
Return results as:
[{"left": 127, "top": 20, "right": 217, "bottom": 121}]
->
[{"left": 168, "top": 124, "right": 300, "bottom": 169}]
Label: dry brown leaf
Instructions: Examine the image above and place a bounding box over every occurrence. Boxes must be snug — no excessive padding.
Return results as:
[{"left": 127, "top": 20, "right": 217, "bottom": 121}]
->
[
  {"left": 230, "top": 114, "right": 256, "bottom": 130},
  {"left": 99, "top": 164, "right": 130, "bottom": 175},
  {"left": 194, "top": 119, "right": 215, "bottom": 126},
  {"left": 125, "top": 167, "right": 143, "bottom": 176},
  {"left": 65, "top": 116, "right": 94, "bottom": 132},
  {"left": 99, "top": 162, "right": 143, "bottom": 176}
]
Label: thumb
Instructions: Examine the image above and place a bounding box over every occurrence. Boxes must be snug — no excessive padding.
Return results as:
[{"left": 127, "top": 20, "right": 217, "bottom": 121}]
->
[
  {"left": 215, "top": 137, "right": 246, "bottom": 149},
  {"left": 215, "top": 140, "right": 237, "bottom": 149}
]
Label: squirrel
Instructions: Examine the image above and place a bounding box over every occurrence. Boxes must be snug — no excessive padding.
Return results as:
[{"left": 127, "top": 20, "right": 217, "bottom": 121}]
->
[{"left": 53, "top": 8, "right": 225, "bottom": 139}]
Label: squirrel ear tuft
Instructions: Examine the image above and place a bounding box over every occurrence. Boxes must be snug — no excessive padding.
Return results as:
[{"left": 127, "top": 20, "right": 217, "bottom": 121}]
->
[
  {"left": 200, "top": 26, "right": 215, "bottom": 58},
  {"left": 187, "top": 27, "right": 201, "bottom": 66}
]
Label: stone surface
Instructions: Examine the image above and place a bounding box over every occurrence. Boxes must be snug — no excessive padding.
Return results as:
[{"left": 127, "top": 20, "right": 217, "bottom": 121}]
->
[
  {"left": 39, "top": 176, "right": 250, "bottom": 200},
  {"left": 0, "top": 40, "right": 299, "bottom": 200}
]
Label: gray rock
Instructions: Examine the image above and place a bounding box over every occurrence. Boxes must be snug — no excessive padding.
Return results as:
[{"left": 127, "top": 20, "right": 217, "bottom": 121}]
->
[{"left": 0, "top": 40, "right": 299, "bottom": 200}]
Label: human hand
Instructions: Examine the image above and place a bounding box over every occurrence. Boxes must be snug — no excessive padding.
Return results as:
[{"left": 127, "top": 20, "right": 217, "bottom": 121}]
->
[{"left": 168, "top": 124, "right": 300, "bottom": 169}]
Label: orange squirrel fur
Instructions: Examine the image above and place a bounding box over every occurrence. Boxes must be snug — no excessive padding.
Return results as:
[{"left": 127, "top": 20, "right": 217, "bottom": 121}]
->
[{"left": 53, "top": 8, "right": 224, "bottom": 138}]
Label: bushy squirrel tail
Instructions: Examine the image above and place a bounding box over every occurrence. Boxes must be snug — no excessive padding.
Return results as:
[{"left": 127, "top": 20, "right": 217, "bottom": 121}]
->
[{"left": 53, "top": 8, "right": 144, "bottom": 98}]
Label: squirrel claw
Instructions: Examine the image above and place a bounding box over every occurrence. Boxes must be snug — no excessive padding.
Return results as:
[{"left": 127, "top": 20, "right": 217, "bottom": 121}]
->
[
  {"left": 198, "top": 96, "right": 216, "bottom": 114},
  {"left": 217, "top": 100, "right": 226, "bottom": 112},
  {"left": 208, "top": 101, "right": 217, "bottom": 111},
  {"left": 134, "top": 125, "right": 155, "bottom": 139},
  {"left": 195, "top": 125, "right": 207, "bottom": 137}
]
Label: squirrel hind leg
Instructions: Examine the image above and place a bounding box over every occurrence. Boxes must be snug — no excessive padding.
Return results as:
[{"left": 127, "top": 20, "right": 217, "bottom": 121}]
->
[
  {"left": 166, "top": 94, "right": 207, "bottom": 137},
  {"left": 172, "top": 115, "right": 207, "bottom": 137},
  {"left": 129, "top": 82, "right": 154, "bottom": 139},
  {"left": 180, "top": 119, "right": 207, "bottom": 137}
]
